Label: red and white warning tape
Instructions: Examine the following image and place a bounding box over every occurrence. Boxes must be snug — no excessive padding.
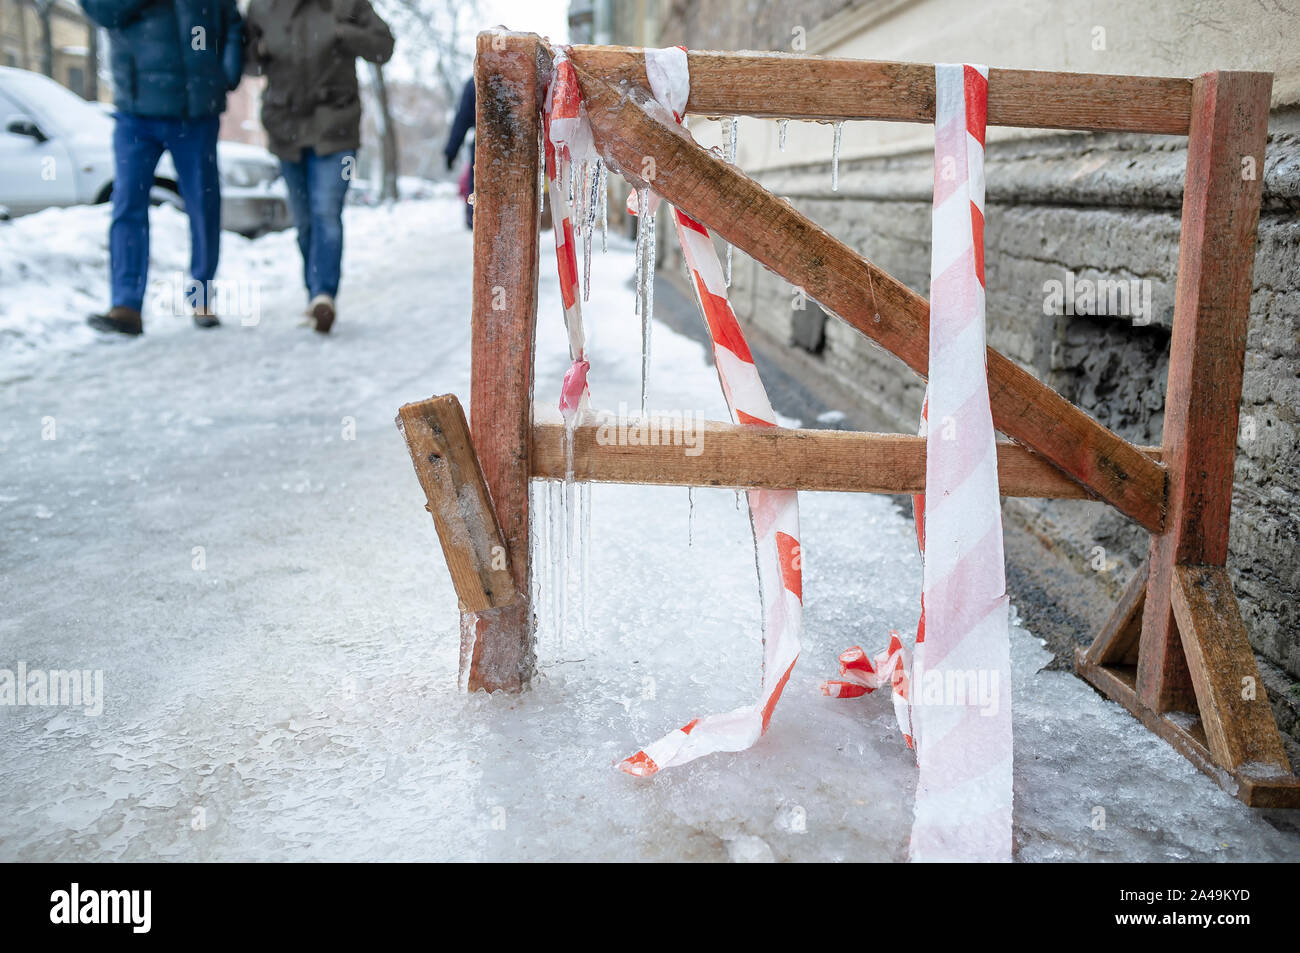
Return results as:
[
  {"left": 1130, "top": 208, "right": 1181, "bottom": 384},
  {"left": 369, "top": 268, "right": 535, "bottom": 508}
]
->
[
  {"left": 545, "top": 51, "right": 1012, "bottom": 857},
  {"left": 544, "top": 47, "right": 804, "bottom": 777},
  {"left": 544, "top": 53, "right": 592, "bottom": 418},
  {"left": 821, "top": 64, "right": 1012, "bottom": 862},
  {"left": 619, "top": 47, "right": 803, "bottom": 776}
]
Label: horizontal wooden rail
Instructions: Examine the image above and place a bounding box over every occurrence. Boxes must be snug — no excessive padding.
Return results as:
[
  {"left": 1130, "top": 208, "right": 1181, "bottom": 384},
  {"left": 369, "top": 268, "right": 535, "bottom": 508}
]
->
[
  {"left": 568, "top": 46, "right": 1193, "bottom": 135},
  {"left": 532, "top": 419, "right": 1161, "bottom": 498},
  {"left": 570, "top": 58, "right": 1169, "bottom": 533}
]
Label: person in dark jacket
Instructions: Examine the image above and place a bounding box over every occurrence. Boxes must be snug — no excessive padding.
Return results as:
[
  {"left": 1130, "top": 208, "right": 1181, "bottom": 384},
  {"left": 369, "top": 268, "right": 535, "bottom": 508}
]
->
[
  {"left": 444, "top": 76, "right": 474, "bottom": 230},
  {"left": 244, "top": 0, "right": 393, "bottom": 334},
  {"left": 82, "top": 0, "right": 243, "bottom": 335}
]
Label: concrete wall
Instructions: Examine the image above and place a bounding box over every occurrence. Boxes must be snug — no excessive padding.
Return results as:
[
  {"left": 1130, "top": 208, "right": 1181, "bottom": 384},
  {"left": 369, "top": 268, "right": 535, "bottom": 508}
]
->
[{"left": 641, "top": 0, "right": 1300, "bottom": 731}]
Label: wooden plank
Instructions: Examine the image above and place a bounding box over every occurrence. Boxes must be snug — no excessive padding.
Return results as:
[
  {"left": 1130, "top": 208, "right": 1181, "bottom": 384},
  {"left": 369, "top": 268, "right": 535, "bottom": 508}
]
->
[
  {"left": 1083, "top": 560, "right": 1148, "bottom": 667},
  {"left": 1074, "top": 649, "right": 1300, "bottom": 808},
  {"left": 1137, "top": 71, "right": 1272, "bottom": 713},
  {"left": 570, "top": 59, "right": 1168, "bottom": 533},
  {"left": 398, "top": 395, "right": 517, "bottom": 613},
  {"left": 464, "top": 32, "right": 548, "bottom": 692},
  {"left": 568, "top": 46, "right": 1193, "bottom": 134},
  {"left": 532, "top": 418, "right": 1161, "bottom": 499},
  {"left": 1170, "top": 565, "right": 1291, "bottom": 772}
]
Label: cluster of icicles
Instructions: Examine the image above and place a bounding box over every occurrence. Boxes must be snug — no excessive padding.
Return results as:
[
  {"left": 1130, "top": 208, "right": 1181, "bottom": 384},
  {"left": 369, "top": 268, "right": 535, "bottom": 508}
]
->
[{"left": 531, "top": 115, "right": 846, "bottom": 657}]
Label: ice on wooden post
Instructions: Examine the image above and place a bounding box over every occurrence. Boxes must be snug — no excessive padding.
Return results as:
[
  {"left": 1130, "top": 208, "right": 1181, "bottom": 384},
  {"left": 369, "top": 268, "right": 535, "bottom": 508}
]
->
[
  {"left": 831, "top": 121, "right": 843, "bottom": 191},
  {"left": 396, "top": 394, "right": 517, "bottom": 614},
  {"left": 724, "top": 116, "right": 738, "bottom": 286},
  {"left": 634, "top": 187, "right": 654, "bottom": 415},
  {"left": 598, "top": 162, "right": 608, "bottom": 253}
]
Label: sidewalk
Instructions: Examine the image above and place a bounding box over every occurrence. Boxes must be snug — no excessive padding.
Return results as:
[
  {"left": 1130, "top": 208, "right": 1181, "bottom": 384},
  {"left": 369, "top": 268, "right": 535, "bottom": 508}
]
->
[{"left": 0, "top": 198, "right": 1296, "bottom": 860}]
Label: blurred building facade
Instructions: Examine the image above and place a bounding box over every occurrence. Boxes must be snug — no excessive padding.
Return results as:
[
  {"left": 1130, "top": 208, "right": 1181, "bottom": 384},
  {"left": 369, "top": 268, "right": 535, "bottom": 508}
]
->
[
  {"left": 569, "top": 0, "right": 1300, "bottom": 737},
  {"left": 0, "top": 0, "right": 102, "bottom": 99}
]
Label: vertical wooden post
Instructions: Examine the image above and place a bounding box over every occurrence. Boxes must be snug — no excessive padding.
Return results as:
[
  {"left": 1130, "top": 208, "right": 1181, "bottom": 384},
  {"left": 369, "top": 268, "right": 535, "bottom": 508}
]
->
[
  {"left": 1136, "top": 71, "right": 1272, "bottom": 713},
  {"left": 464, "top": 32, "right": 545, "bottom": 692}
]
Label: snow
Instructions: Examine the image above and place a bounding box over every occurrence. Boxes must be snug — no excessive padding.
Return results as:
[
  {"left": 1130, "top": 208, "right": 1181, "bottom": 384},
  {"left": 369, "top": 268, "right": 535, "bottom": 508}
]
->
[{"left": 1, "top": 197, "right": 1298, "bottom": 861}]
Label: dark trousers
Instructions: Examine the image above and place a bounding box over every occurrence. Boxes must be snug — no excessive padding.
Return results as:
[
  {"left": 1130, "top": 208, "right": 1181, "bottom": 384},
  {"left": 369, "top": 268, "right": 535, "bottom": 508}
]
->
[{"left": 110, "top": 113, "right": 221, "bottom": 313}]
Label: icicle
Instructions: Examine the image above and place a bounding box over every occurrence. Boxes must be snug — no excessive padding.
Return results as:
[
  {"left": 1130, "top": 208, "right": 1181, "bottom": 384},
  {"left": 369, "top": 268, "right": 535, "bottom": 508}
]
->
[
  {"left": 538, "top": 479, "right": 551, "bottom": 645},
  {"left": 778, "top": 118, "right": 788, "bottom": 151},
  {"left": 580, "top": 480, "right": 592, "bottom": 641},
  {"left": 530, "top": 481, "right": 543, "bottom": 608},
  {"left": 458, "top": 614, "right": 476, "bottom": 693},
  {"left": 831, "top": 121, "right": 843, "bottom": 192},
  {"left": 634, "top": 187, "right": 646, "bottom": 317},
  {"left": 549, "top": 479, "right": 564, "bottom": 648},
  {"left": 584, "top": 162, "right": 600, "bottom": 300},
  {"left": 635, "top": 187, "right": 651, "bottom": 415},
  {"left": 745, "top": 497, "right": 769, "bottom": 653},
  {"left": 734, "top": 489, "right": 742, "bottom": 511},
  {"left": 562, "top": 421, "right": 576, "bottom": 650},
  {"left": 687, "top": 485, "right": 695, "bottom": 548},
  {"left": 598, "top": 162, "right": 608, "bottom": 253},
  {"left": 577, "top": 163, "right": 589, "bottom": 237},
  {"left": 724, "top": 117, "right": 738, "bottom": 287},
  {"left": 538, "top": 135, "right": 546, "bottom": 214},
  {"left": 644, "top": 208, "right": 656, "bottom": 403}
]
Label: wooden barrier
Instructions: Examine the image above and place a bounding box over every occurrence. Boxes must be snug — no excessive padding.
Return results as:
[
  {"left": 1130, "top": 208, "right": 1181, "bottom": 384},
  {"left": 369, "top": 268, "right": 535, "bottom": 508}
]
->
[{"left": 397, "top": 33, "right": 1298, "bottom": 807}]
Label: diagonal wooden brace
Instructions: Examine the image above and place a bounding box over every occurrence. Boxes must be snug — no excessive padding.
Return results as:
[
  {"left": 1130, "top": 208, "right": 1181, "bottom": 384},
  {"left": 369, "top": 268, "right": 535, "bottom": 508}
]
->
[{"left": 569, "top": 58, "right": 1167, "bottom": 534}]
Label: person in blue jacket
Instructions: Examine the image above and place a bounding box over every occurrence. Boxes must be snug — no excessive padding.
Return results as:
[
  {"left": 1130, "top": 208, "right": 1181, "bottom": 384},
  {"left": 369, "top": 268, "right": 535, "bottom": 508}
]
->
[
  {"left": 444, "top": 76, "right": 474, "bottom": 230},
  {"left": 81, "top": 0, "right": 244, "bottom": 335}
]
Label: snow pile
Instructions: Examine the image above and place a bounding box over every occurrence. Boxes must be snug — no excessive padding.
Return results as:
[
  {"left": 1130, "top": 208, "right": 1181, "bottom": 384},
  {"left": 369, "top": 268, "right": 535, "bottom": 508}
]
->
[{"left": 0, "top": 199, "right": 447, "bottom": 373}]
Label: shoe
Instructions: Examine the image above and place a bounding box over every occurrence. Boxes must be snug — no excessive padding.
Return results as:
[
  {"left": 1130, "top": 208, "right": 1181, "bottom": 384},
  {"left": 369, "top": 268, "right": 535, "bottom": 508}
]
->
[
  {"left": 87, "top": 306, "right": 143, "bottom": 336},
  {"left": 308, "top": 294, "right": 335, "bottom": 335},
  {"left": 192, "top": 306, "right": 221, "bottom": 329}
]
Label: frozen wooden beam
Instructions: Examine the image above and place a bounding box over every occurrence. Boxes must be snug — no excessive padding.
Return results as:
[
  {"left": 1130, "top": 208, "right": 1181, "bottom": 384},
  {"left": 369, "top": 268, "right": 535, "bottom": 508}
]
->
[
  {"left": 1171, "top": 565, "right": 1291, "bottom": 773},
  {"left": 531, "top": 419, "right": 1161, "bottom": 499},
  {"left": 1137, "top": 71, "right": 1272, "bottom": 713},
  {"left": 398, "top": 395, "right": 517, "bottom": 614},
  {"left": 568, "top": 46, "right": 1193, "bottom": 134},
  {"left": 464, "top": 32, "right": 549, "bottom": 692},
  {"left": 570, "top": 59, "right": 1168, "bottom": 533}
]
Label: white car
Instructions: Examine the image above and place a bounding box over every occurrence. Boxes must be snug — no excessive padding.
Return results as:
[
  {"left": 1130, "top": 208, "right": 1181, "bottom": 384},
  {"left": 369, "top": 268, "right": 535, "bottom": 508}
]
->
[{"left": 0, "top": 66, "right": 289, "bottom": 237}]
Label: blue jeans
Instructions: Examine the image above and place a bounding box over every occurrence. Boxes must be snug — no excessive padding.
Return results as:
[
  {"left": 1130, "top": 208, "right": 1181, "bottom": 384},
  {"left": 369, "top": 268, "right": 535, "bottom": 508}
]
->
[
  {"left": 110, "top": 113, "right": 221, "bottom": 313},
  {"left": 279, "top": 148, "right": 354, "bottom": 300}
]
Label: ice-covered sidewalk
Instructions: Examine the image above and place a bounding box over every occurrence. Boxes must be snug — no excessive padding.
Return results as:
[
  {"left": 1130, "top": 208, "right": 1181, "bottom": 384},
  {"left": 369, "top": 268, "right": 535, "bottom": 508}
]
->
[{"left": 0, "top": 198, "right": 1297, "bottom": 861}]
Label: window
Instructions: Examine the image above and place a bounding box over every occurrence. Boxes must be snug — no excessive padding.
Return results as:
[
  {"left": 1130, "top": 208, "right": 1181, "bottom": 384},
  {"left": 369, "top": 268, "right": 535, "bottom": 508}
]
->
[{"left": 66, "top": 67, "right": 86, "bottom": 99}]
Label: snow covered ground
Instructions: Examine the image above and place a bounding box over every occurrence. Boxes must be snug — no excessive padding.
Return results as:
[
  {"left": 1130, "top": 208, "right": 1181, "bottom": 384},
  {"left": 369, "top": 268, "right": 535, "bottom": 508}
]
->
[{"left": 1, "top": 197, "right": 1298, "bottom": 861}]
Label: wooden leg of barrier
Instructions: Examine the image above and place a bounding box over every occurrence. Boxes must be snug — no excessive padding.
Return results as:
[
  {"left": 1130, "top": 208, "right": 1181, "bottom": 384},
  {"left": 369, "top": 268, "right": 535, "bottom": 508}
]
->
[
  {"left": 1137, "top": 70, "right": 1271, "bottom": 715},
  {"left": 462, "top": 33, "right": 547, "bottom": 693},
  {"left": 1171, "top": 566, "right": 1291, "bottom": 775},
  {"left": 1078, "top": 71, "right": 1300, "bottom": 806},
  {"left": 397, "top": 395, "right": 517, "bottom": 614}
]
